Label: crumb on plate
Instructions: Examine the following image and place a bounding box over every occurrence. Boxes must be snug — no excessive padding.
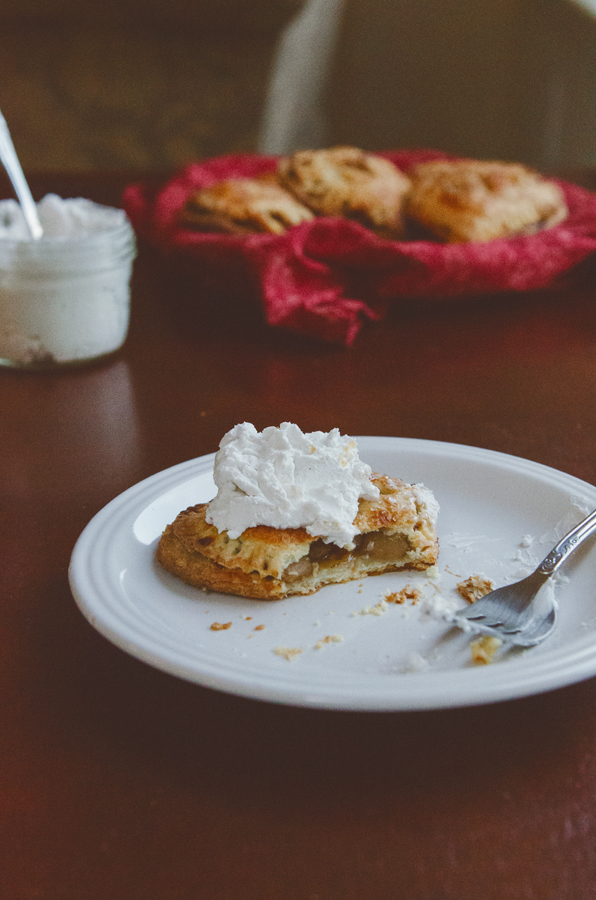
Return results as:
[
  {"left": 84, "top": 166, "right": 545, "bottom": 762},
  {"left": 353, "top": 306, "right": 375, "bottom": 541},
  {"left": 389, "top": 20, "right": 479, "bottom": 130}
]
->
[
  {"left": 384, "top": 585, "right": 421, "bottom": 605},
  {"left": 470, "top": 634, "right": 502, "bottom": 665},
  {"left": 210, "top": 621, "right": 232, "bottom": 631},
  {"left": 273, "top": 646, "right": 303, "bottom": 661},
  {"left": 314, "top": 634, "right": 344, "bottom": 649},
  {"left": 457, "top": 574, "right": 494, "bottom": 603},
  {"left": 403, "top": 651, "right": 429, "bottom": 672},
  {"left": 351, "top": 599, "right": 389, "bottom": 617}
]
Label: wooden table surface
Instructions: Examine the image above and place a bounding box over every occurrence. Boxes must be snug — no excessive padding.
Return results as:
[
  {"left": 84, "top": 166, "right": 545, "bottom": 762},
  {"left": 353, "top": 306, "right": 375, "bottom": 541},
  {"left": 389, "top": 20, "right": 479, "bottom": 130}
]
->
[{"left": 3, "top": 172, "right": 596, "bottom": 900}]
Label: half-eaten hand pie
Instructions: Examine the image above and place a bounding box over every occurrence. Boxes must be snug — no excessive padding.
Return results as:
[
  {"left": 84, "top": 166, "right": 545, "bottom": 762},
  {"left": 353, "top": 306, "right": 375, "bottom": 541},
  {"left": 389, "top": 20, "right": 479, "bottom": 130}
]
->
[{"left": 156, "top": 472, "right": 439, "bottom": 600}]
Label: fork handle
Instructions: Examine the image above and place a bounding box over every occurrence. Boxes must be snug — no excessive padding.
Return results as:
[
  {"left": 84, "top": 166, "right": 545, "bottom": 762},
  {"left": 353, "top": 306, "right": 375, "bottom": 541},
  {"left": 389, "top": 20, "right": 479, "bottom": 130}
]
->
[{"left": 538, "top": 508, "right": 596, "bottom": 576}]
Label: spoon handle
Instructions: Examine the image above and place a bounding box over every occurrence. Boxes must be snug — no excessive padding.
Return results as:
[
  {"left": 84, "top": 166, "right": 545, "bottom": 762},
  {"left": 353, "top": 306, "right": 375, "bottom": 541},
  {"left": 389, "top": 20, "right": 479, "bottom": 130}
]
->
[{"left": 0, "top": 110, "right": 43, "bottom": 240}]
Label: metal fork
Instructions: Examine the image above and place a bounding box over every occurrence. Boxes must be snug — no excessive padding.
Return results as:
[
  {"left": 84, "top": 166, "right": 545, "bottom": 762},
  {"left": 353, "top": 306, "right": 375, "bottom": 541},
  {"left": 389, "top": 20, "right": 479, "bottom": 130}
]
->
[{"left": 452, "top": 507, "right": 596, "bottom": 647}]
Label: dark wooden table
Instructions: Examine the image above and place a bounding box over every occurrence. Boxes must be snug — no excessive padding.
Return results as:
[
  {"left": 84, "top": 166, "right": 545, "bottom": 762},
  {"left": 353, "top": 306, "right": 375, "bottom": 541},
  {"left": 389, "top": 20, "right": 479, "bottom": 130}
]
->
[{"left": 3, "top": 172, "right": 596, "bottom": 900}]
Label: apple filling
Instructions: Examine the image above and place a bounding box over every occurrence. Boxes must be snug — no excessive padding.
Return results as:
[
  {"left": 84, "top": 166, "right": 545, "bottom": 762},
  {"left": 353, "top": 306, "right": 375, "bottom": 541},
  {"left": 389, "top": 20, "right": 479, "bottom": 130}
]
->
[{"left": 283, "top": 530, "right": 411, "bottom": 583}]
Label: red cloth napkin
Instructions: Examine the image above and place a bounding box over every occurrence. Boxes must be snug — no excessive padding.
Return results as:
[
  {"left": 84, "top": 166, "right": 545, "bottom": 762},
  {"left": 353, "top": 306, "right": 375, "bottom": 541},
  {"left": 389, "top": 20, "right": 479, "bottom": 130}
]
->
[{"left": 123, "top": 150, "right": 596, "bottom": 346}]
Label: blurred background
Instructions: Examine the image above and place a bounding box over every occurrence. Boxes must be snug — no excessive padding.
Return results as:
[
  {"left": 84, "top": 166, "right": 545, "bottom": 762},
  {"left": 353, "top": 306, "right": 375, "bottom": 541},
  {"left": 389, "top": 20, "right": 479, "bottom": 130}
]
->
[
  {"left": 0, "top": 0, "right": 304, "bottom": 172},
  {"left": 1, "top": 0, "right": 595, "bottom": 174}
]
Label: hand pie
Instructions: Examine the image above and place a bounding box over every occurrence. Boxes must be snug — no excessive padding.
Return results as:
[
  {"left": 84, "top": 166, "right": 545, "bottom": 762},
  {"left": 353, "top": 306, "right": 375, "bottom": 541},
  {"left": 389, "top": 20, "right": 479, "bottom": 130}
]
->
[
  {"left": 406, "top": 159, "right": 568, "bottom": 243},
  {"left": 180, "top": 174, "right": 315, "bottom": 235},
  {"left": 278, "top": 146, "right": 412, "bottom": 239},
  {"left": 156, "top": 473, "right": 439, "bottom": 600}
]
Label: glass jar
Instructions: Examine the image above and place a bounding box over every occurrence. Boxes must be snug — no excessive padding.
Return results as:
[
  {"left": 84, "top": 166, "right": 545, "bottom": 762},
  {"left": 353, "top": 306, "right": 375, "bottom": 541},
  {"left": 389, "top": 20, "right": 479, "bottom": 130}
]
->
[{"left": 0, "top": 209, "right": 137, "bottom": 368}]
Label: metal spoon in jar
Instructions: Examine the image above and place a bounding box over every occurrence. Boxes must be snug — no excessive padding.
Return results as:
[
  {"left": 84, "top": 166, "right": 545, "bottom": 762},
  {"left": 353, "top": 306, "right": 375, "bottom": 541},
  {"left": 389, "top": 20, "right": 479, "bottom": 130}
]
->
[{"left": 0, "top": 109, "right": 43, "bottom": 240}]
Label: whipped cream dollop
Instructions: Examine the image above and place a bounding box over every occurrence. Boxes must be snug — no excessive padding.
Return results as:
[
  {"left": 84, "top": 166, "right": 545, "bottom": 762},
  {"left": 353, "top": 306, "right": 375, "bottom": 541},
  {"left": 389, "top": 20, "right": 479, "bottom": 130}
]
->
[{"left": 206, "top": 422, "right": 380, "bottom": 548}]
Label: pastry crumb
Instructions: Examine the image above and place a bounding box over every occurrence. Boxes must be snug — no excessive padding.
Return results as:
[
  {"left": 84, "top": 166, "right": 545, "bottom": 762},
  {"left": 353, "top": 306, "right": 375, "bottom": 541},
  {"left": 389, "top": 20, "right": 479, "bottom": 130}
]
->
[
  {"left": 254, "top": 624, "right": 265, "bottom": 631},
  {"left": 457, "top": 575, "right": 494, "bottom": 603},
  {"left": 470, "top": 635, "right": 502, "bottom": 665},
  {"left": 351, "top": 599, "right": 389, "bottom": 617},
  {"left": 210, "top": 621, "right": 232, "bottom": 631},
  {"left": 403, "top": 651, "right": 429, "bottom": 673},
  {"left": 314, "top": 634, "right": 344, "bottom": 649},
  {"left": 273, "top": 646, "right": 303, "bottom": 661},
  {"left": 384, "top": 585, "right": 421, "bottom": 605}
]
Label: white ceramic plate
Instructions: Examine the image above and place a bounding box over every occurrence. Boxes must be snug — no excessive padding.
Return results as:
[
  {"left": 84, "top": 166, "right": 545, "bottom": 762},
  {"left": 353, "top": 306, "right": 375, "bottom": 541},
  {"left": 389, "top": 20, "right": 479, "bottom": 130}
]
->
[{"left": 69, "top": 438, "right": 596, "bottom": 711}]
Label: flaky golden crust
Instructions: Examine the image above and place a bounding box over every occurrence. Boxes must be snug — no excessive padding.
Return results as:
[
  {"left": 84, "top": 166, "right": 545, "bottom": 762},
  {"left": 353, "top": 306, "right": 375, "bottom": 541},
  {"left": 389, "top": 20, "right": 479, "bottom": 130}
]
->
[
  {"left": 156, "top": 473, "right": 439, "bottom": 600},
  {"left": 180, "top": 174, "right": 315, "bottom": 235},
  {"left": 278, "top": 146, "right": 411, "bottom": 239},
  {"left": 406, "top": 159, "right": 568, "bottom": 243},
  {"left": 161, "top": 503, "right": 313, "bottom": 580},
  {"left": 156, "top": 526, "right": 291, "bottom": 599}
]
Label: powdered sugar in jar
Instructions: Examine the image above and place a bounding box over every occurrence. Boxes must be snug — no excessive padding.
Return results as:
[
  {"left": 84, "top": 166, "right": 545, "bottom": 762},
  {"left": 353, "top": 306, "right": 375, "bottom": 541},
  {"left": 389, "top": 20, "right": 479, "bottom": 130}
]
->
[{"left": 0, "top": 194, "right": 136, "bottom": 368}]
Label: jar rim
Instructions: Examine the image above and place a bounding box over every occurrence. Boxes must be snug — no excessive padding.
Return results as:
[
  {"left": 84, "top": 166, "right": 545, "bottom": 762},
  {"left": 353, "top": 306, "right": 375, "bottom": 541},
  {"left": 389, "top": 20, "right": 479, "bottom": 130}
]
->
[{"left": 0, "top": 218, "right": 135, "bottom": 247}]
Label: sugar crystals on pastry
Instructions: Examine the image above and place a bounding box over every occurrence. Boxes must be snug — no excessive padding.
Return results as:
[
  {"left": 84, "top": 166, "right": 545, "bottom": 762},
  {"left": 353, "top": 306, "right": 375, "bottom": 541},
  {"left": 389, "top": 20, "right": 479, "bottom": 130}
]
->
[
  {"left": 406, "top": 158, "right": 568, "bottom": 243},
  {"left": 278, "top": 146, "right": 412, "bottom": 239},
  {"left": 156, "top": 423, "right": 439, "bottom": 600}
]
